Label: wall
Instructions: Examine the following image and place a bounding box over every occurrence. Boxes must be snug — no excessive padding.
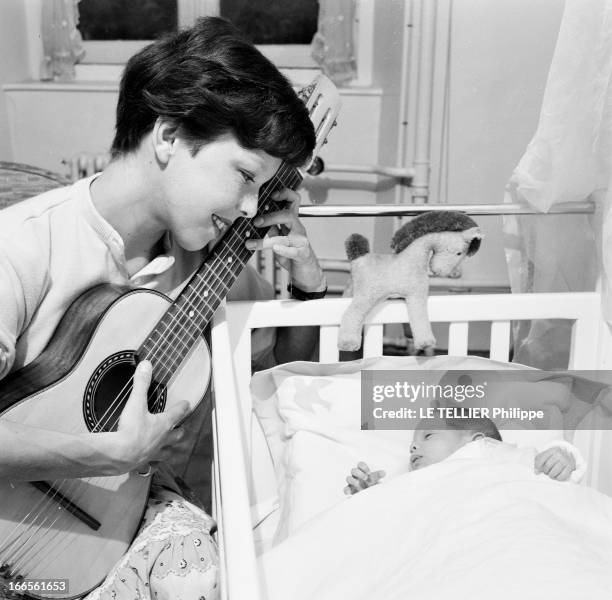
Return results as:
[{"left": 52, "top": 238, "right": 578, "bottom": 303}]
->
[
  {"left": 4, "top": 82, "right": 117, "bottom": 169},
  {"left": 427, "top": 0, "right": 566, "bottom": 285},
  {"left": 436, "top": 0, "right": 565, "bottom": 207},
  {"left": 0, "top": 0, "right": 29, "bottom": 161}
]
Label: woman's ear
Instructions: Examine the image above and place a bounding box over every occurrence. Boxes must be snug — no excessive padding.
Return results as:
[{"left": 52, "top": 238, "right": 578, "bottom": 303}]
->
[{"left": 152, "top": 118, "right": 179, "bottom": 165}]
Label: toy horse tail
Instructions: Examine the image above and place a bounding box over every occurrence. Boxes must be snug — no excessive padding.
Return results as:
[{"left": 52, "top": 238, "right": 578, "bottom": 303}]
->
[{"left": 345, "top": 233, "right": 370, "bottom": 261}]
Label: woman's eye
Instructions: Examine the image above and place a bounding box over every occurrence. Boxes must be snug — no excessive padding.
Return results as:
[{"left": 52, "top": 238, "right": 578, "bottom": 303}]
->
[
  {"left": 425, "top": 433, "right": 433, "bottom": 439},
  {"left": 241, "top": 171, "right": 255, "bottom": 183}
]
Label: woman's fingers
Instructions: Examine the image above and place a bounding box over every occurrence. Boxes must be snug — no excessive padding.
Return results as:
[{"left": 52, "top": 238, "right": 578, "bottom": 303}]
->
[{"left": 246, "top": 235, "right": 311, "bottom": 260}]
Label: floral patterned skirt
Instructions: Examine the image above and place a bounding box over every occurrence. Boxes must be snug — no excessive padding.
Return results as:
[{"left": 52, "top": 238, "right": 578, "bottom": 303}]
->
[{"left": 84, "top": 485, "right": 219, "bottom": 600}]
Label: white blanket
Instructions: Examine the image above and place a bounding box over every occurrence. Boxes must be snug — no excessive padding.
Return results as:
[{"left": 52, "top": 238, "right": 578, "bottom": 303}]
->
[{"left": 260, "top": 441, "right": 612, "bottom": 600}]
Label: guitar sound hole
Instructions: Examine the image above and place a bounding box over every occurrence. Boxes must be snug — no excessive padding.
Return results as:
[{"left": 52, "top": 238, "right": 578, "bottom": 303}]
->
[{"left": 83, "top": 351, "right": 167, "bottom": 433}]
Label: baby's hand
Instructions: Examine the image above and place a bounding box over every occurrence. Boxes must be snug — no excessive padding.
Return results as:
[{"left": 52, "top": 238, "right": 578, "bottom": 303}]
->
[
  {"left": 534, "top": 446, "right": 576, "bottom": 481},
  {"left": 343, "top": 461, "right": 386, "bottom": 495}
]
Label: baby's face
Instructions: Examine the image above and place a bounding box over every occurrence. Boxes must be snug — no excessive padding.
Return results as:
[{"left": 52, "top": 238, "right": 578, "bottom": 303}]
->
[{"left": 409, "top": 428, "right": 471, "bottom": 471}]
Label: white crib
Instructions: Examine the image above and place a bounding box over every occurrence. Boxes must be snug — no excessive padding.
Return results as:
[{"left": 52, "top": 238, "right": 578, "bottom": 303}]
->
[{"left": 210, "top": 289, "right": 612, "bottom": 600}]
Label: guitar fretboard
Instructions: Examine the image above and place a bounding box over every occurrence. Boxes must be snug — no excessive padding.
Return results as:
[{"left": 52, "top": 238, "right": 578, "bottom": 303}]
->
[{"left": 138, "top": 163, "right": 304, "bottom": 384}]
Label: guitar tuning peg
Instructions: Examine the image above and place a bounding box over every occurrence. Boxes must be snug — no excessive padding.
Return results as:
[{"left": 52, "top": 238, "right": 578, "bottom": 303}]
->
[
  {"left": 307, "top": 156, "right": 325, "bottom": 176},
  {"left": 333, "top": 120, "right": 338, "bottom": 127}
]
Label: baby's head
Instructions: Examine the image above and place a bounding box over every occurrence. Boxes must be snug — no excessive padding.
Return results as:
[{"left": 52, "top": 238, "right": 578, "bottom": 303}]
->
[{"left": 409, "top": 416, "right": 501, "bottom": 471}]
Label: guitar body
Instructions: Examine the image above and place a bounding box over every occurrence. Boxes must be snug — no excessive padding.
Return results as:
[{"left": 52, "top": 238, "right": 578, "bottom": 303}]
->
[{"left": 0, "top": 286, "right": 210, "bottom": 599}]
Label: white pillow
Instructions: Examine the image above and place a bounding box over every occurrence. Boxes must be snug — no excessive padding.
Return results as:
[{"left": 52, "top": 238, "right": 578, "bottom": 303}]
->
[{"left": 250, "top": 355, "right": 567, "bottom": 543}]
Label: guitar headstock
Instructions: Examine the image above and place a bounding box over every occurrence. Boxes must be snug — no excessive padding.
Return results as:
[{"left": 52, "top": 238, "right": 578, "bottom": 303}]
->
[{"left": 298, "top": 75, "right": 341, "bottom": 172}]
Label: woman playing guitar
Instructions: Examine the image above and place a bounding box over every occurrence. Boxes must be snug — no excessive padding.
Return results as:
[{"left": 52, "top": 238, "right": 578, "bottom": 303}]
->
[{"left": 0, "top": 17, "right": 328, "bottom": 599}]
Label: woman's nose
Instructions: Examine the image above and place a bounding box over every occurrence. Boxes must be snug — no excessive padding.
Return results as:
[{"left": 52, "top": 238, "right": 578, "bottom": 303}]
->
[
  {"left": 410, "top": 443, "right": 418, "bottom": 453},
  {"left": 240, "top": 193, "right": 259, "bottom": 219}
]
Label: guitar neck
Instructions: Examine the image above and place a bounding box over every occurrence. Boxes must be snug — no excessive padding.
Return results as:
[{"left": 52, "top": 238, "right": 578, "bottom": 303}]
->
[{"left": 138, "top": 163, "right": 303, "bottom": 382}]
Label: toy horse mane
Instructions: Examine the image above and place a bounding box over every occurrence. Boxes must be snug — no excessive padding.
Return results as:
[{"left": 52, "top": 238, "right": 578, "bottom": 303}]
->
[{"left": 390, "top": 211, "right": 481, "bottom": 255}]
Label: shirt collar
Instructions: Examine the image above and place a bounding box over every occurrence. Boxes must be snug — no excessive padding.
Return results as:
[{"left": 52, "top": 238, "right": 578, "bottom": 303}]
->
[{"left": 76, "top": 174, "right": 177, "bottom": 281}]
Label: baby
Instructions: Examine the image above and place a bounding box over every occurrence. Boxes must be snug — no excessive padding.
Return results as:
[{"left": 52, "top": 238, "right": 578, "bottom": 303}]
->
[{"left": 345, "top": 416, "right": 584, "bottom": 495}]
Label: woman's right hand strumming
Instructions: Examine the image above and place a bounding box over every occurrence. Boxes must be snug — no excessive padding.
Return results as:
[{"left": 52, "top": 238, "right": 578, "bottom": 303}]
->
[{"left": 115, "top": 360, "right": 190, "bottom": 474}]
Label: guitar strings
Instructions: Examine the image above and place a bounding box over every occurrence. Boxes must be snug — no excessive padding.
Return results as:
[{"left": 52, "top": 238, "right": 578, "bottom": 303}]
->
[
  {"left": 146, "top": 168, "right": 301, "bottom": 383},
  {"left": 5, "top": 163, "right": 302, "bottom": 577},
  {"left": 142, "top": 168, "right": 302, "bottom": 421},
  {"left": 0, "top": 492, "right": 56, "bottom": 557},
  {"left": 145, "top": 167, "right": 303, "bottom": 398}
]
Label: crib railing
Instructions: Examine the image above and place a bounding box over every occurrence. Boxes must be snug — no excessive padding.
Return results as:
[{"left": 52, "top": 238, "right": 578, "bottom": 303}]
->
[
  {"left": 221, "top": 293, "right": 604, "bottom": 371},
  {"left": 277, "top": 199, "right": 596, "bottom": 296},
  {"left": 298, "top": 200, "right": 595, "bottom": 217}
]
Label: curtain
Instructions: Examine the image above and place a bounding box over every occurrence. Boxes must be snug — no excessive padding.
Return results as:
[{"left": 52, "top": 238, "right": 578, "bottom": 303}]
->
[
  {"left": 40, "top": 0, "right": 85, "bottom": 81},
  {"left": 311, "top": 0, "right": 357, "bottom": 85},
  {"left": 503, "top": 0, "right": 612, "bottom": 369}
]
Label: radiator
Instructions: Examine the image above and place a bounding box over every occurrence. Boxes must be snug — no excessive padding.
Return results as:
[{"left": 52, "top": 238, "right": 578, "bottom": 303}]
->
[{"left": 64, "top": 152, "right": 110, "bottom": 181}]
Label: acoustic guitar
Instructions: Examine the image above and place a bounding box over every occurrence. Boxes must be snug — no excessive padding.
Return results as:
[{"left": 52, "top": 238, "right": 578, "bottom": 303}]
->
[{"left": 0, "top": 75, "right": 340, "bottom": 599}]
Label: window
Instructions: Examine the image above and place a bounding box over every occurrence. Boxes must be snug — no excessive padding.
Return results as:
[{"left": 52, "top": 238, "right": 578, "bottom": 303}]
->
[
  {"left": 76, "top": 0, "right": 319, "bottom": 70},
  {"left": 78, "top": 0, "right": 178, "bottom": 40},
  {"left": 218, "top": 0, "right": 318, "bottom": 44},
  {"left": 25, "top": 0, "right": 373, "bottom": 86}
]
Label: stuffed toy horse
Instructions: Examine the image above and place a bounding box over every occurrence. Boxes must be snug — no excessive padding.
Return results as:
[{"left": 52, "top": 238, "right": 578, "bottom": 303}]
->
[{"left": 338, "top": 211, "right": 483, "bottom": 355}]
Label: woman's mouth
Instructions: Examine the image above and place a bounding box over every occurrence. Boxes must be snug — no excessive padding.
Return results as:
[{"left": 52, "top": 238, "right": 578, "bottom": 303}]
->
[
  {"left": 211, "top": 214, "right": 231, "bottom": 238},
  {"left": 410, "top": 455, "right": 422, "bottom": 470}
]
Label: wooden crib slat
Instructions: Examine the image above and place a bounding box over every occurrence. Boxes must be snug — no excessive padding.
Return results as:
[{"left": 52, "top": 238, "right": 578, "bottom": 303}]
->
[
  {"left": 210, "top": 311, "right": 261, "bottom": 600},
  {"left": 320, "top": 325, "right": 340, "bottom": 362},
  {"left": 489, "top": 321, "right": 511, "bottom": 362},
  {"left": 261, "top": 250, "right": 276, "bottom": 295},
  {"left": 363, "top": 324, "right": 384, "bottom": 357},
  {"left": 277, "top": 267, "right": 291, "bottom": 300},
  {"left": 573, "top": 427, "right": 603, "bottom": 490},
  {"left": 447, "top": 322, "right": 469, "bottom": 355}
]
